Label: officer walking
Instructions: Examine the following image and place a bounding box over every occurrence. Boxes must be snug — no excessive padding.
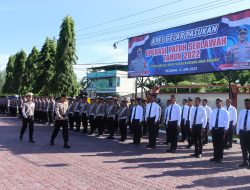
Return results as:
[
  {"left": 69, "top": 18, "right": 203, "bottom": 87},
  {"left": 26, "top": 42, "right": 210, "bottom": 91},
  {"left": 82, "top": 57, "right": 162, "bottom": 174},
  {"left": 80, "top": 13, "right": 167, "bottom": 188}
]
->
[
  {"left": 209, "top": 98, "right": 229, "bottom": 163},
  {"left": 237, "top": 98, "right": 250, "bottom": 168},
  {"left": 50, "top": 94, "right": 70, "bottom": 148},
  {"left": 20, "top": 92, "right": 35, "bottom": 143},
  {"left": 190, "top": 97, "right": 207, "bottom": 158}
]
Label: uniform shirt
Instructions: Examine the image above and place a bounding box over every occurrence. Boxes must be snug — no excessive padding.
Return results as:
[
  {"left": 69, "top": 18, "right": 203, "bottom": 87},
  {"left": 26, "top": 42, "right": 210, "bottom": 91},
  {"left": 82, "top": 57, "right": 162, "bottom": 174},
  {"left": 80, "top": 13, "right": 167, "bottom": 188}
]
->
[
  {"left": 22, "top": 101, "right": 35, "bottom": 118},
  {"left": 145, "top": 102, "right": 161, "bottom": 122},
  {"left": 183, "top": 106, "right": 194, "bottom": 123},
  {"left": 180, "top": 105, "right": 189, "bottom": 122},
  {"left": 96, "top": 103, "right": 105, "bottom": 116},
  {"left": 81, "top": 102, "right": 89, "bottom": 115},
  {"left": 209, "top": 108, "right": 230, "bottom": 130},
  {"left": 224, "top": 105, "right": 237, "bottom": 125},
  {"left": 189, "top": 106, "right": 207, "bottom": 128},
  {"left": 107, "top": 104, "right": 116, "bottom": 118},
  {"left": 164, "top": 106, "right": 169, "bottom": 125},
  {"left": 131, "top": 105, "right": 143, "bottom": 122},
  {"left": 165, "top": 103, "right": 181, "bottom": 126},
  {"left": 74, "top": 101, "right": 82, "bottom": 112},
  {"left": 68, "top": 101, "right": 75, "bottom": 114},
  {"left": 237, "top": 109, "right": 250, "bottom": 134},
  {"left": 48, "top": 100, "right": 55, "bottom": 112},
  {"left": 117, "top": 106, "right": 129, "bottom": 121},
  {"left": 89, "top": 103, "right": 97, "bottom": 116},
  {"left": 55, "top": 101, "right": 69, "bottom": 120},
  {"left": 203, "top": 105, "right": 212, "bottom": 122}
]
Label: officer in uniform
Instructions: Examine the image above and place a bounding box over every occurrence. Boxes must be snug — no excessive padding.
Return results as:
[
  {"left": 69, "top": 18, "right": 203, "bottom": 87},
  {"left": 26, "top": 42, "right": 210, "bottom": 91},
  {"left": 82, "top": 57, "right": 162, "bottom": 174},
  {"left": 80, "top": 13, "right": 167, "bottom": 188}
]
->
[
  {"left": 226, "top": 27, "right": 250, "bottom": 63},
  {"left": 237, "top": 98, "right": 250, "bottom": 168},
  {"left": 20, "top": 93, "right": 35, "bottom": 143},
  {"left": 113, "top": 97, "right": 120, "bottom": 131},
  {"left": 47, "top": 96, "right": 55, "bottom": 125},
  {"left": 130, "top": 48, "right": 147, "bottom": 73},
  {"left": 128, "top": 98, "right": 135, "bottom": 133},
  {"left": 224, "top": 98, "right": 237, "bottom": 149},
  {"left": 68, "top": 97, "right": 75, "bottom": 130},
  {"left": 145, "top": 93, "right": 160, "bottom": 148},
  {"left": 190, "top": 97, "right": 207, "bottom": 158},
  {"left": 50, "top": 94, "right": 70, "bottom": 148},
  {"left": 88, "top": 97, "right": 97, "bottom": 135},
  {"left": 117, "top": 99, "right": 129, "bottom": 142},
  {"left": 180, "top": 99, "right": 188, "bottom": 142},
  {"left": 165, "top": 95, "right": 181, "bottom": 153},
  {"left": 74, "top": 96, "right": 82, "bottom": 132},
  {"left": 209, "top": 98, "right": 229, "bottom": 163},
  {"left": 142, "top": 98, "right": 147, "bottom": 136},
  {"left": 184, "top": 98, "right": 194, "bottom": 148},
  {"left": 80, "top": 95, "right": 89, "bottom": 133},
  {"left": 131, "top": 98, "right": 143, "bottom": 144},
  {"left": 106, "top": 96, "right": 116, "bottom": 139},
  {"left": 95, "top": 97, "right": 106, "bottom": 136},
  {"left": 202, "top": 99, "right": 212, "bottom": 145},
  {"left": 163, "top": 99, "right": 171, "bottom": 144}
]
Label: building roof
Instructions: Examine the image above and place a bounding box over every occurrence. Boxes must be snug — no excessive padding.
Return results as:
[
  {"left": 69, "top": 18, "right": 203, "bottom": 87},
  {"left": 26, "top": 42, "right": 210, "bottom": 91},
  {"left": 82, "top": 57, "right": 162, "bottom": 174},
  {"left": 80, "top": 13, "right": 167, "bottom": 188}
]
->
[{"left": 87, "top": 64, "right": 127, "bottom": 71}]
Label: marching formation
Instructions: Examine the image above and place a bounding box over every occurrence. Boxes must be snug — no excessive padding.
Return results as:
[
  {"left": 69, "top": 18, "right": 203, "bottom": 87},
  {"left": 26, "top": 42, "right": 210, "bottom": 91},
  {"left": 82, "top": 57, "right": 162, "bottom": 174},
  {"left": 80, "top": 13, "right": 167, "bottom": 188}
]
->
[{"left": 0, "top": 92, "right": 250, "bottom": 169}]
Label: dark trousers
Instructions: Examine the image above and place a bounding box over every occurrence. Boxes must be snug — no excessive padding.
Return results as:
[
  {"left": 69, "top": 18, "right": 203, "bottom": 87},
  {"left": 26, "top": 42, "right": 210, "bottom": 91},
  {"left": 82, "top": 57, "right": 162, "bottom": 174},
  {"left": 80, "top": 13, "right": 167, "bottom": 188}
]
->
[
  {"left": 119, "top": 119, "right": 127, "bottom": 140},
  {"left": 186, "top": 121, "right": 194, "bottom": 147},
  {"left": 212, "top": 127, "right": 225, "bottom": 160},
  {"left": 48, "top": 110, "right": 54, "bottom": 124},
  {"left": 74, "top": 112, "right": 81, "bottom": 131},
  {"left": 168, "top": 121, "right": 178, "bottom": 150},
  {"left": 225, "top": 121, "right": 234, "bottom": 147},
  {"left": 42, "top": 111, "right": 48, "bottom": 124},
  {"left": 96, "top": 116, "right": 104, "bottom": 135},
  {"left": 81, "top": 113, "right": 88, "bottom": 132},
  {"left": 192, "top": 125, "right": 203, "bottom": 155},
  {"left": 142, "top": 121, "right": 147, "bottom": 136},
  {"left": 180, "top": 119, "right": 187, "bottom": 141},
  {"left": 114, "top": 115, "right": 119, "bottom": 131},
  {"left": 89, "top": 115, "right": 96, "bottom": 134},
  {"left": 20, "top": 117, "right": 34, "bottom": 141},
  {"left": 51, "top": 120, "right": 69, "bottom": 144},
  {"left": 107, "top": 117, "right": 115, "bottom": 137},
  {"left": 165, "top": 124, "right": 169, "bottom": 143},
  {"left": 203, "top": 122, "right": 209, "bottom": 144},
  {"left": 132, "top": 119, "right": 141, "bottom": 144},
  {"left": 18, "top": 107, "right": 22, "bottom": 118},
  {"left": 147, "top": 117, "right": 157, "bottom": 146},
  {"left": 68, "top": 113, "right": 74, "bottom": 129},
  {"left": 239, "top": 130, "right": 250, "bottom": 163}
]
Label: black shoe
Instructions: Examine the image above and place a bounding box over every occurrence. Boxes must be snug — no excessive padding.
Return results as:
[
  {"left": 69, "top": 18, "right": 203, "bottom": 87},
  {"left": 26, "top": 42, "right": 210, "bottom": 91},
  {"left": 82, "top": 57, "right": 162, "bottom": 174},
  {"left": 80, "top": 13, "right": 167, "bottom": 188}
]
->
[
  {"left": 209, "top": 158, "right": 217, "bottom": 162},
  {"left": 29, "top": 140, "right": 35, "bottom": 143},
  {"left": 19, "top": 136, "right": 23, "bottom": 141},
  {"left": 196, "top": 154, "right": 202, "bottom": 158},
  {"left": 118, "top": 139, "right": 124, "bottom": 142},
  {"left": 50, "top": 140, "right": 55, "bottom": 145},
  {"left": 185, "top": 145, "right": 192, "bottom": 149},
  {"left": 190, "top": 153, "right": 197, "bottom": 157},
  {"left": 239, "top": 161, "right": 248, "bottom": 167},
  {"left": 216, "top": 159, "right": 223, "bottom": 163},
  {"left": 63, "top": 144, "right": 70, "bottom": 148},
  {"left": 130, "top": 142, "right": 136, "bottom": 144},
  {"left": 170, "top": 149, "right": 176, "bottom": 153}
]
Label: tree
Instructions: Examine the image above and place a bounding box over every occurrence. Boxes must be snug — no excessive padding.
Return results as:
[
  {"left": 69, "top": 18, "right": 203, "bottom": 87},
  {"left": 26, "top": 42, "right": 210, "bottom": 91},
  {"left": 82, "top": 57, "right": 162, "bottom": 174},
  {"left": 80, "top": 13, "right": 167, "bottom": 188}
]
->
[
  {"left": 51, "top": 16, "right": 79, "bottom": 96},
  {"left": 0, "top": 70, "right": 6, "bottom": 95},
  {"left": 34, "top": 38, "right": 56, "bottom": 95},
  {"left": 11, "top": 50, "right": 27, "bottom": 94},
  {"left": 2, "top": 55, "right": 16, "bottom": 94},
  {"left": 20, "top": 46, "right": 40, "bottom": 94}
]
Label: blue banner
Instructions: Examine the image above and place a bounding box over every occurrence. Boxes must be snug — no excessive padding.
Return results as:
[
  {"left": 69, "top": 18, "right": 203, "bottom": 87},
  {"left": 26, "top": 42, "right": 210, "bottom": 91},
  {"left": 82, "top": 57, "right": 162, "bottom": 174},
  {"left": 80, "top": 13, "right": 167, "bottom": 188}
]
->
[{"left": 128, "top": 9, "right": 250, "bottom": 77}]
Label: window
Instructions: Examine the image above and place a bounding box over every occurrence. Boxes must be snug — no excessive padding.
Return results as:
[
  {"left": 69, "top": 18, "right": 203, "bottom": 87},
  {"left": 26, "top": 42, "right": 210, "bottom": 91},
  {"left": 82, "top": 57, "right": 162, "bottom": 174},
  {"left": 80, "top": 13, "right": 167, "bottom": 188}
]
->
[
  {"left": 116, "top": 77, "right": 120, "bottom": 87},
  {"left": 108, "top": 79, "right": 113, "bottom": 87}
]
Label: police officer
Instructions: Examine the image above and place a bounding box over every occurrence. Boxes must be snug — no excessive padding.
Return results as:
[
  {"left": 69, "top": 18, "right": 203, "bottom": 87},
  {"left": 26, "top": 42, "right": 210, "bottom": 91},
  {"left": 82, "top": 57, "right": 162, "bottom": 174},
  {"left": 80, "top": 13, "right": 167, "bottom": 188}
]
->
[
  {"left": 209, "top": 98, "right": 229, "bottom": 163},
  {"left": 95, "top": 97, "right": 105, "bottom": 136},
  {"left": 142, "top": 98, "right": 147, "bottom": 136},
  {"left": 180, "top": 99, "right": 188, "bottom": 142},
  {"left": 128, "top": 98, "right": 135, "bottom": 133},
  {"left": 88, "top": 97, "right": 97, "bottom": 135},
  {"left": 74, "top": 96, "right": 82, "bottom": 132},
  {"left": 47, "top": 96, "right": 55, "bottom": 125},
  {"left": 145, "top": 93, "right": 160, "bottom": 149},
  {"left": 163, "top": 99, "right": 171, "bottom": 145},
  {"left": 184, "top": 98, "right": 194, "bottom": 149},
  {"left": 190, "top": 97, "right": 207, "bottom": 158},
  {"left": 50, "top": 94, "right": 70, "bottom": 148},
  {"left": 80, "top": 95, "right": 89, "bottom": 133},
  {"left": 224, "top": 98, "right": 237, "bottom": 149},
  {"left": 117, "top": 99, "right": 129, "bottom": 142},
  {"left": 237, "top": 98, "right": 250, "bottom": 168},
  {"left": 165, "top": 95, "right": 181, "bottom": 153},
  {"left": 20, "top": 92, "right": 35, "bottom": 143},
  {"left": 131, "top": 98, "right": 143, "bottom": 144},
  {"left": 106, "top": 97, "right": 116, "bottom": 139},
  {"left": 202, "top": 99, "right": 212, "bottom": 145}
]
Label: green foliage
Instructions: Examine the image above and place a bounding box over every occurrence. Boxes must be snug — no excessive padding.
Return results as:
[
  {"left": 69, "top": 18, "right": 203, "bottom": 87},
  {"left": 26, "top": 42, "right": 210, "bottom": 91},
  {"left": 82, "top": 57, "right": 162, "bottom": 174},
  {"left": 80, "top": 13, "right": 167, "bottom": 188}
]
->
[
  {"left": 2, "top": 55, "right": 15, "bottom": 94},
  {"left": 52, "top": 16, "right": 79, "bottom": 96},
  {"left": 0, "top": 71, "right": 6, "bottom": 95}
]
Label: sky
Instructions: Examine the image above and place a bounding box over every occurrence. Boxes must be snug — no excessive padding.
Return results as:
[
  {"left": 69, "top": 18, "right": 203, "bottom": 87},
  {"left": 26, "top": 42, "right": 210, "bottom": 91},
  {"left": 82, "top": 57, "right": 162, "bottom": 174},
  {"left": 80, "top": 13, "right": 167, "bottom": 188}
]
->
[{"left": 0, "top": 0, "right": 249, "bottom": 80}]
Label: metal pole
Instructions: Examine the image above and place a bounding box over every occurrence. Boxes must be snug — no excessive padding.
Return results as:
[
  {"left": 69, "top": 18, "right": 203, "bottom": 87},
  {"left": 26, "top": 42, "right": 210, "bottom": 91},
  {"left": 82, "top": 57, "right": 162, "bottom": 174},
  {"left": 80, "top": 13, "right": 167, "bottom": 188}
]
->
[
  {"left": 141, "top": 77, "right": 144, "bottom": 98},
  {"left": 135, "top": 77, "right": 138, "bottom": 98}
]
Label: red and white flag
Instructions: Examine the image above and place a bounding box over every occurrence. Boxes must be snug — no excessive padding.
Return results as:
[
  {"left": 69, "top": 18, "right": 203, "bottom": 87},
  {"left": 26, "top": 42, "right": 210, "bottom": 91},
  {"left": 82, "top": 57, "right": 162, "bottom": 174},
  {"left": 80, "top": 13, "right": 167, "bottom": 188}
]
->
[
  {"left": 128, "top": 34, "right": 149, "bottom": 54},
  {"left": 222, "top": 10, "right": 250, "bottom": 27}
]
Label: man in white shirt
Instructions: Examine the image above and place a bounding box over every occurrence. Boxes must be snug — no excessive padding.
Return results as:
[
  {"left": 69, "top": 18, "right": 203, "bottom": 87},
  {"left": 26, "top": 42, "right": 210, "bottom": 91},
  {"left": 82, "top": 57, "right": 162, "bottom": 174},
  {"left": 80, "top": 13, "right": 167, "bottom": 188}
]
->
[
  {"left": 202, "top": 99, "right": 212, "bottom": 145},
  {"left": 209, "top": 98, "right": 229, "bottom": 163},
  {"left": 165, "top": 95, "right": 181, "bottom": 153},
  {"left": 190, "top": 97, "right": 207, "bottom": 158},
  {"left": 180, "top": 99, "right": 189, "bottom": 142},
  {"left": 224, "top": 99, "right": 237, "bottom": 149},
  {"left": 163, "top": 99, "right": 171, "bottom": 144},
  {"left": 131, "top": 98, "right": 143, "bottom": 145},
  {"left": 184, "top": 98, "right": 194, "bottom": 148},
  {"left": 145, "top": 93, "right": 161, "bottom": 148},
  {"left": 237, "top": 98, "right": 250, "bottom": 168}
]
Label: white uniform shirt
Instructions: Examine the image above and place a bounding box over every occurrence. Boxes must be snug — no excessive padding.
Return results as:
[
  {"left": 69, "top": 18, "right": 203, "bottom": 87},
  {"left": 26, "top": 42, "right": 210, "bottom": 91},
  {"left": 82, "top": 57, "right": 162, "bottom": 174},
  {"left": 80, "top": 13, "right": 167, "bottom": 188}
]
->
[
  {"left": 204, "top": 105, "right": 212, "bottom": 122},
  {"left": 165, "top": 103, "right": 181, "bottom": 126},
  {"left": 183, "top": 106, "right": 194, "bottom": 122},
  {"left": 131, "top": 105, "right": 143, "bottom": 122},
  {"left": 189, "top": 106, "right": 207, "bottom": 128},
  {"left": 224, "top": 105, "right": 237, "bottom": 125},
  {"left": 237, "top": 109, "right": 250, "bottom": 134},
  {"left": 180, "top": 105, "right": 189, "bottom": 121},
  {"left": 209, "top": 108, "right": 230, "bottom": 130},
  {"left": 145, "top": 102, "right": 161, "bottom": 122}
]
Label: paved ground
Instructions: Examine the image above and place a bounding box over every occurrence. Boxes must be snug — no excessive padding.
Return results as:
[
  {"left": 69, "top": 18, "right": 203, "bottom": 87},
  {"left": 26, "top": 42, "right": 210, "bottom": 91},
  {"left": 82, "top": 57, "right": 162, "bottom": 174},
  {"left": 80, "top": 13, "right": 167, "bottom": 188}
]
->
[{"left": 0, "top": 117, "right": 249, "bottom": 190}]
